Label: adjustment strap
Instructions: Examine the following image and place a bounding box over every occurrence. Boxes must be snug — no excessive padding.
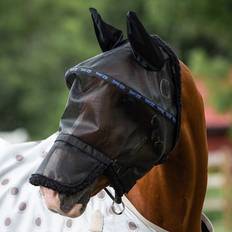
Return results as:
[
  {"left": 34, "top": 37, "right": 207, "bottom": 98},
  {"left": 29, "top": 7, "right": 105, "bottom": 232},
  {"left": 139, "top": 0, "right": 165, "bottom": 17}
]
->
[
  {"left": 104, "top": 162, "right": 124, "bottom": 203},
  {"left": 104, "top": 188, "right": 122, "bottom": 204}
]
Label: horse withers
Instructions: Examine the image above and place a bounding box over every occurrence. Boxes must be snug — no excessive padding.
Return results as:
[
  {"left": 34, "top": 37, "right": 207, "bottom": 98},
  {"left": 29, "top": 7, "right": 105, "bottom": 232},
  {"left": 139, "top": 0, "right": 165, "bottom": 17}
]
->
[{"left": 29, "top": 8, "right": 212, "bottom": 232}]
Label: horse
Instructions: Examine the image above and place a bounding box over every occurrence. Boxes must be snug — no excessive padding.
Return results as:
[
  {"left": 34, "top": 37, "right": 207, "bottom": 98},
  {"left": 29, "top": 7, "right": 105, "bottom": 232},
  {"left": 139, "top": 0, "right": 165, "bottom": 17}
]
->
[{"left": 0, "top": 8, "right": 213, "bottom": 232}]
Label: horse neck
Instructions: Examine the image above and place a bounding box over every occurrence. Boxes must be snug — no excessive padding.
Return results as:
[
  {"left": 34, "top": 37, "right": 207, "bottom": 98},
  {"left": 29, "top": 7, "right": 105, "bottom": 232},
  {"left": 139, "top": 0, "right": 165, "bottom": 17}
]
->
[{"left": 126, "top": 63, "right": 208, "bottom": 232}]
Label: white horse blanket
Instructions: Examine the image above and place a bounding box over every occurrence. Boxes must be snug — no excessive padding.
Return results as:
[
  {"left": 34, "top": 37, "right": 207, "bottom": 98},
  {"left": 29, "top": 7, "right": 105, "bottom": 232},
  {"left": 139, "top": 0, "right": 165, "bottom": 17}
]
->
[{"left": 0, "top": 133, "right": 213, "bottom": 232}]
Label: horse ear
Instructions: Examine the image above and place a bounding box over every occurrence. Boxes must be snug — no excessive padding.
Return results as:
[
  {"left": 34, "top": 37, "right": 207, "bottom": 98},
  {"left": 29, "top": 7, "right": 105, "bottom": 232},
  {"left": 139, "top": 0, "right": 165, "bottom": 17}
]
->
[
  {"left": 89, "top": 8, "right": 124, "bottom": 52},
  {"left": 126, "top": 11, "right": 164, "bottom": 71}
]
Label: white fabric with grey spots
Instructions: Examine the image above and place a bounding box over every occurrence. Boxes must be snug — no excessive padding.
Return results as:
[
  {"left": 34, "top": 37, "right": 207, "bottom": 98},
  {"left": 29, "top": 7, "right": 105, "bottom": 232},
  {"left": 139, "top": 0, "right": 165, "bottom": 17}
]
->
[{"left": 0, "top": 133, "right": 167, "bottom": 232}]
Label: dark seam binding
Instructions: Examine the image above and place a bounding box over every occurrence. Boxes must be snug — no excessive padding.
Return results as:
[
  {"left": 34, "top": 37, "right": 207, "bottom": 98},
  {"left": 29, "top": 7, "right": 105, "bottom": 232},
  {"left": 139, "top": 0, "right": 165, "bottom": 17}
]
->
[
  {"left": 55, "top": 133, "right": 113, "bottom": 166},
  {"left": 153, "top": 35, "right": 181, "bottom": 152},
  {"left": 29, "top": 162, "right": 106, "bottom": 195}
]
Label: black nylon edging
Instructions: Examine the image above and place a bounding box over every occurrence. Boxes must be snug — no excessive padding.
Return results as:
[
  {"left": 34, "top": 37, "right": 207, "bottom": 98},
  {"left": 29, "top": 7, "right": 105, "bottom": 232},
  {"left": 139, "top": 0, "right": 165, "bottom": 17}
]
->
[{"left": 29, "top": 162, "right": 106, "bottom": 195}]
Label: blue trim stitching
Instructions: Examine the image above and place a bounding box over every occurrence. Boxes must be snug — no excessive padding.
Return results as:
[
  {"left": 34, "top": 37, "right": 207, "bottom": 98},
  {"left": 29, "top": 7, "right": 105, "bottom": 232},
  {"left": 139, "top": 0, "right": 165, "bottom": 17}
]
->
[{"left": 65, "top": 66, "right": 176, "bottom": 124}]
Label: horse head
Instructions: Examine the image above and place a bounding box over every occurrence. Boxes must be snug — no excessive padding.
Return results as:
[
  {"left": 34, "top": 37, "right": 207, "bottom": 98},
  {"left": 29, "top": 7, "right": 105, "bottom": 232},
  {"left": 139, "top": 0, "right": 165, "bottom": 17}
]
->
[{"left": 29, "top": 8, "right": 182, "bottom": 218}]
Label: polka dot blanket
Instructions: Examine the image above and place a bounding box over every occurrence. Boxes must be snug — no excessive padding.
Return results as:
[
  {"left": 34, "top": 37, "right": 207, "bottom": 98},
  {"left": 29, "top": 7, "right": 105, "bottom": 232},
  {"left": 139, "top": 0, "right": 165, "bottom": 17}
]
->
[
  {"left": 0, "top": 133, "right": 213, "bottom": 232},
  {"left": 0, "top": 133, "right": 163, "bottom": 232}
]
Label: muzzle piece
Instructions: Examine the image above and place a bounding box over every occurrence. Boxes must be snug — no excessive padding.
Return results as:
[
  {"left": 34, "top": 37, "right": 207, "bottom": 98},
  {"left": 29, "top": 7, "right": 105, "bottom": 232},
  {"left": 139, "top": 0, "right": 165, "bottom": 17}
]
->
[{"left": 29, "top": 134, "right": 113, "bottom": 195}]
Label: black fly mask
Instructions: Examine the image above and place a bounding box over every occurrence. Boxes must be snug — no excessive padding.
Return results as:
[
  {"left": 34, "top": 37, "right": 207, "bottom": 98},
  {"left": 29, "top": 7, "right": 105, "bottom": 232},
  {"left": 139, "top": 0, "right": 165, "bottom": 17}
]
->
[{"left": 30, "top": 9, "right": 181, "bottom": 204}]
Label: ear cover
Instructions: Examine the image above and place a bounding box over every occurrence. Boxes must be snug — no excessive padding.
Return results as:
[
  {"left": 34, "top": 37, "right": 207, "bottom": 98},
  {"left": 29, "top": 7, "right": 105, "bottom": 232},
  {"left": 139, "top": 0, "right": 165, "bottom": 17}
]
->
[
  {"left": 89, "top": 8, "right": 124, "bottom": 52},
  {"left": 126, "top": 11, "right": 165, "bottom": 71}
]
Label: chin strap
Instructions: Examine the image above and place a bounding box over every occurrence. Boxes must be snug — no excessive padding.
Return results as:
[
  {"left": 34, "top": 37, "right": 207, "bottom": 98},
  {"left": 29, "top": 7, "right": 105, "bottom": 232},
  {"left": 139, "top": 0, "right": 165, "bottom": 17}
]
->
[{"left": 104, "top": 188, "right": 125, "bottom": 215}]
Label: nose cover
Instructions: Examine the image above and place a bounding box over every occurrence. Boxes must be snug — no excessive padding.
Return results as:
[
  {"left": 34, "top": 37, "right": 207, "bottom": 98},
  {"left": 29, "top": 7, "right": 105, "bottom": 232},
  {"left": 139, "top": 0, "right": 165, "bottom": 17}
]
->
[{"left": 29, "top": 10, "right": 181, "bottom": 202}]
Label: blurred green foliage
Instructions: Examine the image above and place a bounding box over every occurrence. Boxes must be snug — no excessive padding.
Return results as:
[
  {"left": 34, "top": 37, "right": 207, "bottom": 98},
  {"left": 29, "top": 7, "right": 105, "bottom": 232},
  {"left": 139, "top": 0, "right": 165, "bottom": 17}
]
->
[{"left": 0, "top": 0, "right": 231, "bottom": 139}]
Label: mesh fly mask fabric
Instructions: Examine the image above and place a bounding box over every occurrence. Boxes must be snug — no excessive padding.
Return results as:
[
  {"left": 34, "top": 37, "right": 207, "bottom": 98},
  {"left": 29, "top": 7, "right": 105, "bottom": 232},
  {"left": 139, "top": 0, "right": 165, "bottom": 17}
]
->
[{"left": 29, "top": 8, "right": 181, "bottom": 204}]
